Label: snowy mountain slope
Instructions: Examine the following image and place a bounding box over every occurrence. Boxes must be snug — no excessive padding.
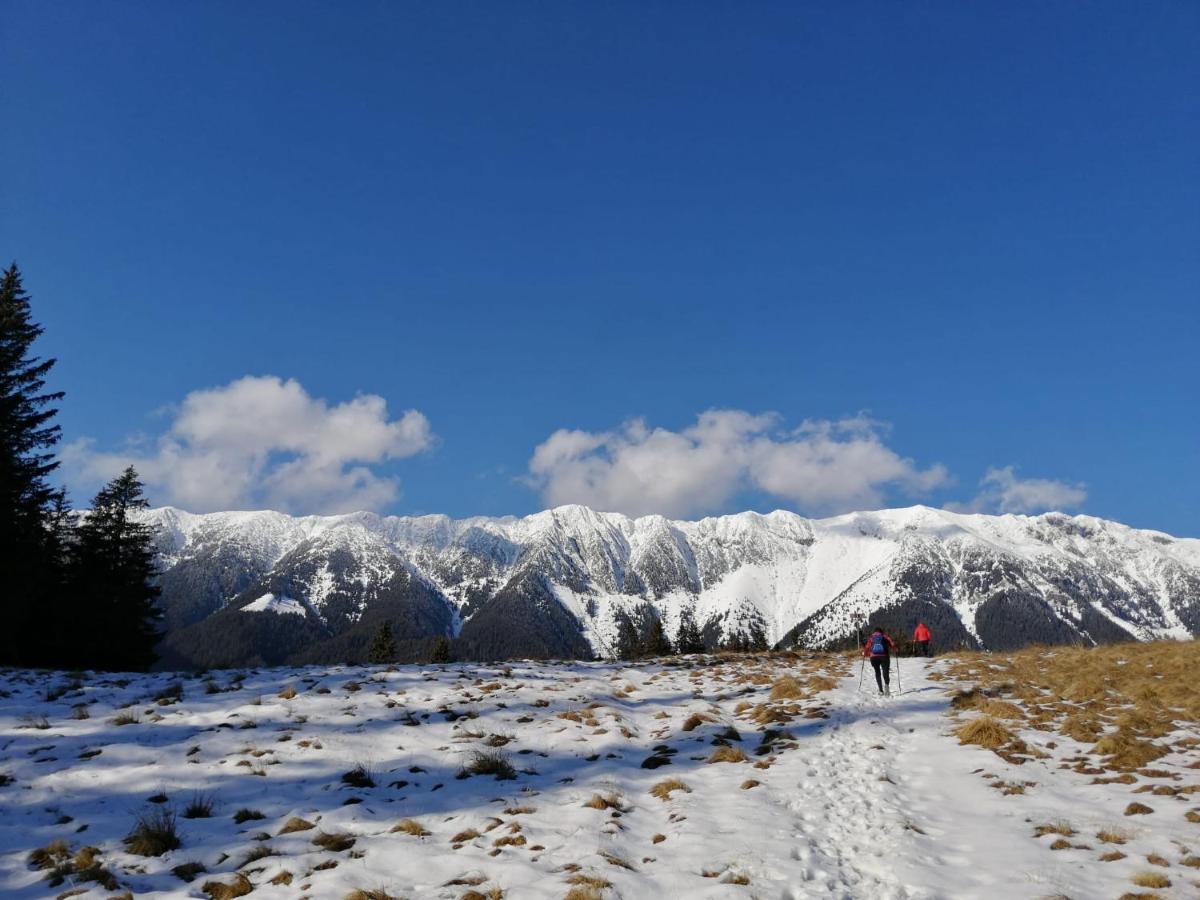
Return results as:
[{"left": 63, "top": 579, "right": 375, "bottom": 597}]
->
[{"left": 138, "top": 504, "right": 1200, "bottom": 666}]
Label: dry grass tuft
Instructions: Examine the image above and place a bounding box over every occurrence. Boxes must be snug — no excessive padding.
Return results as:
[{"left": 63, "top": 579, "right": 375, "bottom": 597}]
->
[
  {"left": 564, "top": 872, "right": 611, "bottom": 900},
  {"left": 28, "top": 839, "right": 71, "bottom": 870},
  {"left": 278, "top": 816, "right": 314, "bottom": 835},
  {"left": 390, "top": 818, "right": 430, "bottom": 837},
  {"left": 125, "top": 808, "right": 181, "bottom": 857},
  {"left": 979, "top": 699, "right": 1025, "bottom": 720},
  {"left": 1125, "top": 802, "right": 1154, "bottom": 816},
  {"left": 681, "top": 713, "right": 710, "bottom": 731},
  {"left": 312, "top": 830, "right": 356, "bottom": 852},
  {"left": 769, "top": 676, "right": 806, "bottom": 701},
  {"left": 707, "top": 745, "right": 747, "bottom": 764},
  {"left": 201, "top": 874, "right": 253, "bottom": 899},
  {"left": 1092, "top": 731, "right": 1170, "bottom": 770},
  {"left": 740, "top": 779, "right": 761, "bottom": 790},
  {"left": 1097, "top": 828, "right": 1129, "bottom": 844},
  {"left": 28, "top": 840, "right": 118, "bottom": 890},
  {"left": 462, "top": 749, "right": 517, "bottom": 780},
  {"left": 956, "top": 717, "right": 1014, "bottom": 750},
  {"left": 808, "top": 674, "right": 838, "bottom": 693},
  {"left": 238, "top": 844, "right": 278, "bottom": 868},
  {"left": 278, "top": 686, "right": 297, "bottom": 700},
  {"left": 1100, "top": 850, "right": 1127, "bottom": 862},
  {"left": 582, "top": 792, "right": 624, "bottom": 810},
  {"left": 1034, "top": 821, "right": 1076, "bottom": 837},
  {"left": 598, "top": 850, "right": 634, "bottom": 870},
  {"left": 344, "top": 890, "right": 400, "bottom": 900},
  {"left": 1130, "top": 872, "right": 1171, "bottom": 889},
  {"left": 649, "top": 778, "right": 691, "bottom": 801}
]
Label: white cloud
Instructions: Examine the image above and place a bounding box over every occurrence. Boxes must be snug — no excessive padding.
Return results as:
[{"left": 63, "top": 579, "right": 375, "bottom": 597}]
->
[
  {"left": 947, "top": 465, "right": 1087, "bottom": 515},
  {"left": 62, "top": 376, "right": 434, "bottom": 514},
  {"left": 526, "top": 410, "right": 950, "bottom": 518}
]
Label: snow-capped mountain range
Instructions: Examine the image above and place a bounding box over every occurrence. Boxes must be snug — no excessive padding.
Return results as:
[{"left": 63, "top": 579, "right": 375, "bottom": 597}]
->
[{"left": 142, "top": 504, "right": 1200, "bottom": 668}]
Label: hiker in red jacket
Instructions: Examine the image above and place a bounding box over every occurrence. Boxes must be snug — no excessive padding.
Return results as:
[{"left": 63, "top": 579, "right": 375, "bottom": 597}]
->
[
  {"left": 913, "top": 622, "right": 932, "bottom": 657},
  {"left": 862, "top": 627, "right": 898, "bottom": 694}
]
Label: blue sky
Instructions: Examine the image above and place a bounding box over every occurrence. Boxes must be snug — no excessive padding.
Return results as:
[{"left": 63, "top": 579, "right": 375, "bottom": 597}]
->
[{"left": 3, "top": 2, "right": 1197, "bottom": 533}]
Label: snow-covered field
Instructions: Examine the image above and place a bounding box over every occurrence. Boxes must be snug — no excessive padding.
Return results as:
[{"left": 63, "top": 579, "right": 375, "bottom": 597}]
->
[{"left": 1, "top": 651, "right": 1197, "bottom": 899}]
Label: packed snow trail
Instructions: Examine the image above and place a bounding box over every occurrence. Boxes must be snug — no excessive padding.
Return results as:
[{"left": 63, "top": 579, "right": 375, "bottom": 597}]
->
[{"left": 773, "top": 657, "right": 1112, "bottom": 900}]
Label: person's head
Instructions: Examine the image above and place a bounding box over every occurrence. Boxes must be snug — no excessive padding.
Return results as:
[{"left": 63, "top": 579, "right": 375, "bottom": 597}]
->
[{"left": 872, "top": 626, "right": 884, "bottom": 634}]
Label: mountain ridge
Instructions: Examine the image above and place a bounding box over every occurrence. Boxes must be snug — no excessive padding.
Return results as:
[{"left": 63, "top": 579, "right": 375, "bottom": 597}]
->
[{"left": 140, "top": 503, "right": 1200, "bottom": 668}]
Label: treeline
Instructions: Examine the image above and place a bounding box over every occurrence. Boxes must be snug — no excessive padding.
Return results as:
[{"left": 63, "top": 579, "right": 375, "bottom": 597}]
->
[
  {"left": 363, "top": 605, "right": 769, "bottom": 667},
  {"left": 1, "top": 265, "right": 160, "bottom": 671}
]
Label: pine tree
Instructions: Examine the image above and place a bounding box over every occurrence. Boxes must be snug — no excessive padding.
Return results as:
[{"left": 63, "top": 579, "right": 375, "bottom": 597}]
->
[
  {"left": 675, "top": 610, "right": 704, "bottom": 655},
  {"left": 0, "top": 264, "right": 67, "bottom": 666},
  {"left": 368, "top": 622, "right": 397, "bottom": 664},
  {"left": 71, "top": 467, "right": 162, "bottom": 671},
  {"left": 429, "top": 635, "right": 453, "bottom": 664},
  {"left": 614, "top": 609, "right": 639, "bottom": 660},
  {"left": 639, "top": 617, "right": 672, "bottom": 658}
]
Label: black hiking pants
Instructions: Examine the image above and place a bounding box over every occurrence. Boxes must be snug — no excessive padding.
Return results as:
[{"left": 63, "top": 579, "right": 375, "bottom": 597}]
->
[
  {"left": 915, "top": 640, "right": 930, "bottom": 657},
  {"left": 869, "top": 656, "right": 890, "bottom": 691}
]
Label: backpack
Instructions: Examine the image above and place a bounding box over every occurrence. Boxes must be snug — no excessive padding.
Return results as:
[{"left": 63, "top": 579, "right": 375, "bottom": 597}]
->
[{"left": 870, "top": 634, "right": 887, "bottom": 656}]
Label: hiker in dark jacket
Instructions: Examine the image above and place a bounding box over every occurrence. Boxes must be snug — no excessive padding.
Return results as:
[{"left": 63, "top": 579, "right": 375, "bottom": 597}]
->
[{"left": 862, "top": 627, "right": 898, "bottom": 694}]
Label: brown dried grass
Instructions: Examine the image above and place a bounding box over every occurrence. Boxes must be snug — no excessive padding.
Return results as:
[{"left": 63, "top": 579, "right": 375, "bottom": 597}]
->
[
  {"left": 649, "top": 778, "right": 691, "bottom": 801},
  {"left": 277, "top": 816, "right": 314, "bottom": 835},
  {"left": 769, "top": 676, "right": 806, "bottom": 701},
  {"left": 956, "top": 717, "right": 1014, "bottom": 750},
  {"left": 707, "top": 746, "right": 747, "bottom": 764},
  {"left": 390, "top": 819, "right": 429, "bottom": 837},
  {"left": 582, "top": 792, "right": 624, "bottom": 810},
  {"left": 941, "top": 641, "right": 1199, "bottom": 763},
  {"left": 1130, "top": 871, "right": 1170, "bottom": 888}
]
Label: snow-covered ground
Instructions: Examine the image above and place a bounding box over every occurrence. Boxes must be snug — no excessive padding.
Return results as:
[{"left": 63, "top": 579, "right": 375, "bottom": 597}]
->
[{"left": 0, "top": 654, "right": 1196, "bottom": 899}]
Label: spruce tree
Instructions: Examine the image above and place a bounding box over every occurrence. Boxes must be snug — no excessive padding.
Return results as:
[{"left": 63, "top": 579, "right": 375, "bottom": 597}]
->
[
  {"left": 0, "top": 265, "right": 67, "bottom": 666},
  {"left": 72, "top": 467, "right": 162, "bottom": 671},
  {"left": 368, "top": 622, "right": 397, "bottom": 664},
  {"left": 429, "top": 635, "right": 453, "bottom": 664},
  {"left": 675, "top": 610, "right": 704, "bottom": 655},
  {"left": 639, "top": 617, "right": 672, "bottom": 658},
  {"left": 614, "top": 610, "right": 639, "bottom": 660}
]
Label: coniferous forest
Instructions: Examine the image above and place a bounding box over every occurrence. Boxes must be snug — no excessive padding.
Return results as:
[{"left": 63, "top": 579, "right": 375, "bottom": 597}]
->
[{"left": 0, "top": 264, "right": 161, "bottom": 671}]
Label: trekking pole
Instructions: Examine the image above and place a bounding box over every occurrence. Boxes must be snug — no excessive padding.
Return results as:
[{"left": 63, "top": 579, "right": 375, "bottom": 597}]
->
[
  {"left": 857, "top": 657, "right": 864, "bottom": 692},
  {"left": 895, "top": 654, "right": 901, "bottom": 695}
]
